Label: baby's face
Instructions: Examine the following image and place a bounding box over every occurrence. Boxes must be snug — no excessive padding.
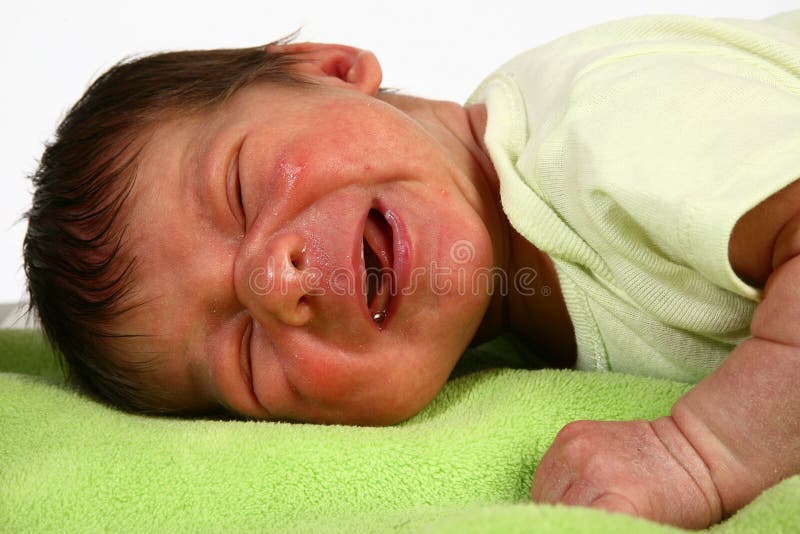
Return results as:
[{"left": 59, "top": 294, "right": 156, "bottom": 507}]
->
[{"left": 123, "top": 80, "right": 497, "bottom": 424}]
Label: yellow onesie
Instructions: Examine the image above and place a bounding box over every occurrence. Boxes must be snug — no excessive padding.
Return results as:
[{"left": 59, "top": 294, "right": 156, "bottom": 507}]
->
[{"left": 470, "top": 12, "right": 800, "bottom": 381}]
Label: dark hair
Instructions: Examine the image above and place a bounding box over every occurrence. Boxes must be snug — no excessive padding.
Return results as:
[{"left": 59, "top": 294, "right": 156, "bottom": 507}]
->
[{"left": 23, "top": 41, "right": 306, "bottom": 414}]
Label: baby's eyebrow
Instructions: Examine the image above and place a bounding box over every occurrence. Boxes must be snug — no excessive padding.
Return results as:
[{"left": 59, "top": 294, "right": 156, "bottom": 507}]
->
[
  {"left": 192, "top": 355, "right": 220, "bottom": 412},
  {"left": 184, "top": 136, "right": 213, "bottom": 221},
  {"left": 168, "top": 330, "right": 221, "bottom": 414}
]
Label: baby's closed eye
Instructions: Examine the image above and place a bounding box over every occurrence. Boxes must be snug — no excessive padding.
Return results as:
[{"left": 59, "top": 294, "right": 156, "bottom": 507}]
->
[{"left": 225, "top": 140, "right": 246, "bottom": 229}]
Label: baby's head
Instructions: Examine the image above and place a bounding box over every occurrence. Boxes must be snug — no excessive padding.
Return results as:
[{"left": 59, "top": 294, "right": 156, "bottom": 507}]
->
[{"left": 24, "top": 41, "right": 501, "bottom": 425}]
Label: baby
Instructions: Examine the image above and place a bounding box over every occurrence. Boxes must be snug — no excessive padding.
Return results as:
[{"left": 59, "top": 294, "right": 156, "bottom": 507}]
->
[{"left": 23, "top": 12, "right": 800, "bottom": 529}]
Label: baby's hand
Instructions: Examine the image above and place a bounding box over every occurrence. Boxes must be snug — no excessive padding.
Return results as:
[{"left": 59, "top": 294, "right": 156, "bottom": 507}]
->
[{"left": 531, "top": 418, "right": 723, "bottom": 529}]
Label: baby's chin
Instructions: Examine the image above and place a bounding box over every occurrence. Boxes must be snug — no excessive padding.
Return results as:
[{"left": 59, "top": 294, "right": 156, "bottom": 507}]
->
[
  {"left": 326, "top": 410, "right": 423, "bottom": 427},
  {"left": 303, "top": 387, "right": 443, "bottom": 427}
]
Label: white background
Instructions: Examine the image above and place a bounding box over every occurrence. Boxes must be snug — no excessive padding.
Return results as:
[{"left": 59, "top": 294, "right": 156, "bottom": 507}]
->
[{"left": 1, "top": 0, "right": 796, "bottom": 304}]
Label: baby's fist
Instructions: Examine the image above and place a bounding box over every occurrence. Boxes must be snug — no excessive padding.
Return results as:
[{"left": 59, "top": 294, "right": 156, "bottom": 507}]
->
[{"left": 531, "top": 418, "right": 722, "bottom": 529}]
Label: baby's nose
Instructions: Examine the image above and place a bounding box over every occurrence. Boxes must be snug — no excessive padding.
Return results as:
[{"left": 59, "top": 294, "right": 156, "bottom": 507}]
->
[{"left": 240, "top": 232, "right": 313, "bottom": 327}]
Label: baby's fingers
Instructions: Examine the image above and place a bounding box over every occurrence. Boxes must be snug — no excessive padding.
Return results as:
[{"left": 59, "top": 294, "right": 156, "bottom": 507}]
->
[
  {"left": 532, "top": 422, "right": 589, "bottom": 502},
  {"left": 532, "top": 463, "right": 642, "bottom": 519},
  {"left": 589, "top": 493, "right": 640, "bottom": 516},
  {"left": 531, "top": 451, "right": 573, "bottom": 503},
  {"left": 540, "top": 473, "right": 641, "bottom": 518},
  {"left": 531, "top": 419, "right": 717, "bottom": 528}
]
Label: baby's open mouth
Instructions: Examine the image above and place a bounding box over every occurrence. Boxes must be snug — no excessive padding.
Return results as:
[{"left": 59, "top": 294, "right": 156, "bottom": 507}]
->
[{"left": 362, "top": 208, "right": 396, "bottom": 326}]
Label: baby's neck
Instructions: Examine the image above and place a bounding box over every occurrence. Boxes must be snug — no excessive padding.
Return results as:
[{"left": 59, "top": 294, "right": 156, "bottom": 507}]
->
[
  {"left": 506, "top": 230, "right": 576, "bottom": 368},
  {"left": 469, "top": 225, "right": 575, "bottom": 368}
]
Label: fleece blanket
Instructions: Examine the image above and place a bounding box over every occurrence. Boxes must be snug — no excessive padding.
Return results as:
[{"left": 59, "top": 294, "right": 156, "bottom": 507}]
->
[{"left": 1, "top": 329, "right": 798, "bottom": 533}]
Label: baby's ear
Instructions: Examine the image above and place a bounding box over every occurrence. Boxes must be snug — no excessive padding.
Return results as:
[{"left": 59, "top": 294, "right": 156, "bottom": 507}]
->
[{"left": 266, "top": 42, "right": 382, "bottom": 95}]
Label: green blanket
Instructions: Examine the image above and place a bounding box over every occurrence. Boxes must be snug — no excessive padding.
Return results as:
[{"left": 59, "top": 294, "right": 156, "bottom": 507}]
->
[{"left": 1, "top": 329, "right": 797, "bottom": 532}]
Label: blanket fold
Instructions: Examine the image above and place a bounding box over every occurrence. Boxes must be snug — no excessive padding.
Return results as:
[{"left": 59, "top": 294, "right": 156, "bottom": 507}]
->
[{"left": 1, "top": 330, "right": 797, "bottom": 532}]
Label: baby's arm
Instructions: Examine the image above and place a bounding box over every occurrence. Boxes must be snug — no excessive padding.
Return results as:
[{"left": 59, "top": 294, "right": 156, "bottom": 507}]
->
[{"left": 531, "top": 254, "right": 800, "bottom": 528}]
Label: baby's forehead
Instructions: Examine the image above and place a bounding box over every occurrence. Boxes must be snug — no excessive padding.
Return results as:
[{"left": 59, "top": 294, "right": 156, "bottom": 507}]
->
[{"left": 120, "top": 121, "right": 205, "bottom": 330}]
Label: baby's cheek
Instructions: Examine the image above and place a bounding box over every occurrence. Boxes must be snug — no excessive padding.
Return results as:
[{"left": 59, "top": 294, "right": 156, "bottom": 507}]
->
[
  {"left": 286, "top": 341, "right": 441, "bottom": 425},
  {"left": 290, "top": 351, "right": 359, "bottom": 400},
  {"left": 273, "top": 335, "right": 372, "bottom": 405}
]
